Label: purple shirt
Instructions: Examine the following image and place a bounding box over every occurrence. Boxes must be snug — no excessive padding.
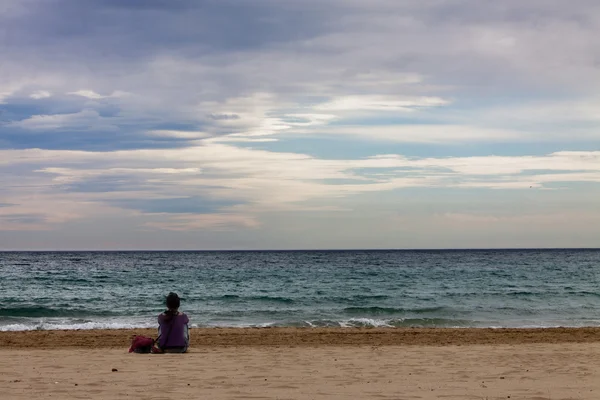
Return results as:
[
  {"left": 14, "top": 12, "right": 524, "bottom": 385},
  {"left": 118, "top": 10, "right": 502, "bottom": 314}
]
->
[{"left": 157, "top": 312, "right": 189, "bottom": 348}]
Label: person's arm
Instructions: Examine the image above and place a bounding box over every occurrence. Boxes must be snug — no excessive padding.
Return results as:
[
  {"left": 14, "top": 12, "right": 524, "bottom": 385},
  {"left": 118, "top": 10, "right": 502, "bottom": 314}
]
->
[
  {"left": 156, "top": 314, "right": 164, "bottom": 344},
  {"left": 184, "top": 314, "right": 190, "bottom": 347},
  {"left": 152, "top": 314, "right": 165, "bottom": 353}
]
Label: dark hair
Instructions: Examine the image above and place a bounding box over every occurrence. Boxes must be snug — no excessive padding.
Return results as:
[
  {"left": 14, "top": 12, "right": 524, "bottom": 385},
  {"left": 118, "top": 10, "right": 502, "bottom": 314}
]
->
[{"left": 164, "top": 292, "right": 181, "bottom": 320}]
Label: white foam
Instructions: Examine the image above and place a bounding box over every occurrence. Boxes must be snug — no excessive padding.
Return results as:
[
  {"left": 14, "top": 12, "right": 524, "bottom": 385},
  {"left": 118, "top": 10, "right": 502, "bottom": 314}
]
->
[
  {"left": 0, "top": 323, "right": 33, "bottom": 332},
  {"left": 0, "top": 319, "right": 156, "bottom": 332},
  {"left": 339, "top": 318, "right": 394, "bottom": 328},
  {"left": 3, "top": 318, "right": 600, "bottom": 331}
]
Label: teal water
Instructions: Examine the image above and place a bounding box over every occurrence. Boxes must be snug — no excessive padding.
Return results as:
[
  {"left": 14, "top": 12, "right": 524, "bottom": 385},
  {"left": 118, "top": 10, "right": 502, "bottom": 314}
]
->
[{"left": 1, "top": 249, "right": 599, "bottom": 331}]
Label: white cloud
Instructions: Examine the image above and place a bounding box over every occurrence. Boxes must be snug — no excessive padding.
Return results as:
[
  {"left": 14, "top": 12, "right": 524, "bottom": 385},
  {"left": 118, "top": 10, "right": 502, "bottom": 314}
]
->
[
  {"left": 0, "top": 142, "right": 599, "bottom": 235},
  {"left": 67, "top": 90, "right": 106, "bottom": 99},
  {"left": 147, "top": 130, "right": 209, "bottom": 139},
  {"left": 315, "top": 95, "right": 449, "bottom": 111},
  {"left": 67, "top": 90, "right": 129, "bottom": 99},
  {"left": 40, "top": 166, "right": 201, "bottom": 178},
  {"left": 29, "top": 90, "right": 52, "bottom": 99},
  {"left": 0, "top": 92, "right": 10, "bottom": 103},
  {"left": 415, "top": 152, "right": 600, "bottom": 175},
  {"left": 3, "top": 144, "right": 599, "bottom": 204},
  {"left": 295, "top": 124, "right": 521, "bottom": 143},
  {"left": 10, "top": 109, "right": 116, "bottom": 131},
  {"left": 282, "top": 113, "right": 338, "bottom": 126},
  {"left": 204, "top": 137, "right": 279, "bottom": 143},
  {"left": 465, "top": 98, "right": 600, "bottom": 138}
]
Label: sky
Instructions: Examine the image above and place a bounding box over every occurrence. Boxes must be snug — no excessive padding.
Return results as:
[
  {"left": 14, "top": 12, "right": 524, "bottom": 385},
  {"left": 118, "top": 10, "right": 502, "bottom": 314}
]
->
[{"left": 0, "top": 0, "right": 599, "bottom": 250}]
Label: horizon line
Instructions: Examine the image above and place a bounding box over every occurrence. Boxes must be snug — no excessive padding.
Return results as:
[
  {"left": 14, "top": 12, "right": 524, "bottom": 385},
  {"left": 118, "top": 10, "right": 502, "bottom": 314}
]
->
[{"left": 1, "top": 247, "right": 599, "bottom": 252}]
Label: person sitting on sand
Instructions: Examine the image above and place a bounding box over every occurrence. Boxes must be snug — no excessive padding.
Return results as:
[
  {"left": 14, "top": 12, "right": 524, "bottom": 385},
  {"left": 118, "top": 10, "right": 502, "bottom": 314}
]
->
[{"left": 153, "top": 292, "right": 190, "bottom": 353}]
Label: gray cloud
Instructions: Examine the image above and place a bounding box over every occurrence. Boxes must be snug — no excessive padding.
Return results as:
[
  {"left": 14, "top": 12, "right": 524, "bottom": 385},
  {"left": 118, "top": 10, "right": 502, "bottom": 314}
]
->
[
  {"left": 1, "top": 0, "right": 330, "bottom": 57},
  {"left": 0, "top": 213, "right": 46, "bottom": 224},
  {"left": 1, "top": 0, "right": 599, "bottom": 152},
  {"left": 209, "top": 114, "right": 241, "bottom": 121},
  {"left": 2, "top": 1, "right": 597, "bottom": 93}
]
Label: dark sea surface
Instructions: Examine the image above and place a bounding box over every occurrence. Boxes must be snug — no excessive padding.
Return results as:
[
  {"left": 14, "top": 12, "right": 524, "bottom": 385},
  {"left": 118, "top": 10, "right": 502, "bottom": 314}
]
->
[{"left": 1, "top": 249, "right": 599, "bottom": 331}]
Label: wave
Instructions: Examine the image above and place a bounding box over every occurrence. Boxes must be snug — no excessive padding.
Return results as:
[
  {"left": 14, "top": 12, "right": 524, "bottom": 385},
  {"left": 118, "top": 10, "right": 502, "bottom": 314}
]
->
[
  {"left": 215, "top": 295, "right": 296, "bottom": 304},
  {"left": 299, "top": 317, "right": 469, "bottom": 328},
  {"left": 321, "top": 294, "right": 391, "bottom": 302},
  {"left": 342, "top": 306, "right": 446, "bottom": 315},
  {"left": 0, "top": 317, "right": 471, "bottom": 331},
  {"left": 568, "top": 290, "right": 600, "bottom": 297},
  {"left": 0, "top": 306, "right": 117, "bottom": 318},
  {"left": 26, "top": 277, "right": 95, "bottom": 284},
  {"left": 349, "top": 294, "right": 390, "bottom": 300},
  {"left": 4, "top": 315, "right": 600, "bottom": 331},
  {"left": 0, "top": 320, "right": 157, "bottom": 332},
  {"left": 208, "top": 294, "right": 391, "bottom": 305},
  {"left": 343, "top": 318, "right": 471, "bottom": 328}
]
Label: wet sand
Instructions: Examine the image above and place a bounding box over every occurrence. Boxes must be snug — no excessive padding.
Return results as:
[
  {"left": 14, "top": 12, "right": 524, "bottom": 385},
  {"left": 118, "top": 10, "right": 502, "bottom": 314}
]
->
[
  {"left": 2, "top": 326, "right": 600, "bottom": 348},
  {"left": 3, "top": 328, "right": 600, "bottom": 399}
]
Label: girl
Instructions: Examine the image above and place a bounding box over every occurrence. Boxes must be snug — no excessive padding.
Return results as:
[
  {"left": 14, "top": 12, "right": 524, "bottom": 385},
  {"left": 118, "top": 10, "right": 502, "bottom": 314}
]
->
[{"left": 154, "top": 292, "right": 190, "bottom": 353}]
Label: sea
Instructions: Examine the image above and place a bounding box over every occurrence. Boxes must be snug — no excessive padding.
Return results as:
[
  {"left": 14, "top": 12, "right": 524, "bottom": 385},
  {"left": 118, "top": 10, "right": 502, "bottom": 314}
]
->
[{"left": 1, "top": 249, "right": 599, "bottom": 331}]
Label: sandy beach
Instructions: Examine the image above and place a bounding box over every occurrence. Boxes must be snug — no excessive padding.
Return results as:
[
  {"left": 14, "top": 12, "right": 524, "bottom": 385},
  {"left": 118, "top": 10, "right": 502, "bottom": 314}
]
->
[
  {"left": 2, "top": 328, "right": 600, "bottom": 399},
  {"left": 2, "top": 326, "right": 600, "bottom": 348}
]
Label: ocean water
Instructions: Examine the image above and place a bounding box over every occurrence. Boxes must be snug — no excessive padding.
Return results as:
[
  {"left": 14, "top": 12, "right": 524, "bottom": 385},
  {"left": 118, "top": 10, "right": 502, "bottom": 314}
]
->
[{"left": 0, "top": 249, "right": 599, "bottom": 331}]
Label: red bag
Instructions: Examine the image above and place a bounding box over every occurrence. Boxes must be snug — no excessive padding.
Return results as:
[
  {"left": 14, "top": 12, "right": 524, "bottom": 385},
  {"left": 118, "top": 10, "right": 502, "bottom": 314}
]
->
[{"left": 129, "top": 335, "right": 155, "bottom": 353}]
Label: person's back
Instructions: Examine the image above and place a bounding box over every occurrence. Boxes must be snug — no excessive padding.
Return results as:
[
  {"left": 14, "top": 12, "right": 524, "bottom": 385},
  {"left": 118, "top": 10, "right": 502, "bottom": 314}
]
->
[{"left": 156, "top": 292, "right": 189, "bottom": 353}]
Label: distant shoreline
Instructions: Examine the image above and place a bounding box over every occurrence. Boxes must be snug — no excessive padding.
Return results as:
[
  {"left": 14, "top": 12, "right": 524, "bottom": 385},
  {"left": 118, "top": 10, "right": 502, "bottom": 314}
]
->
[{"left": 2, "top": 327, "right": 600, "bottom": 349}]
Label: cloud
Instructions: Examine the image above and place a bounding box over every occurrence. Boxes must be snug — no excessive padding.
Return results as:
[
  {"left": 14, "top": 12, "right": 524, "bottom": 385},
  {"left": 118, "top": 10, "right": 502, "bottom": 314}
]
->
[
  {"left": 205, "top": 137, "right": 278, "bottom": 143},
  {"left": 315, "top": 96, "right": 449, "bottom": 111},
  {"left": 0, "top": 191, "right": 117, "bottom": 231},
  {"left": 9, "top": 109, "right": 117, "bottom": 131},
  {"left": 144, "top": 213, "right": 260, "bottom": 231},
  {"left": 0, "top": 213, "right": 49, "bottom": 231},
  {"left": 208, "top": 113, "right": 240, "bottom": 121},
  {"left": 0, "top": 0, "right": 598, "bottom": 150},
  {"left": 1, "top": 145, "right": 598, "bottom": 224},
  {"left": 1, "top": 0, "right": 599, "bottom": 246},
  {"left": 281, "top": 114, "right": 338, "bottom": 126},
  {"left": 39, "top": 166, "right": 202, "bottom": 180},
  {"left": 146, "top": 130, "right": 209, "bottom": 139},
  {"left": 296, "top": 124, "right": 522, "bottom": 143},
  {"left": 67, "top": 90, "right": 108, "bottom": 99},
  {"left": 67, "top": 90, "right": 128, "bottom": 99},
  {"left": 0, "top": 90, "right": 15, "bottom": 103},
  {"left": 29, "top": 90, "right": 52, "bottom": 99}
]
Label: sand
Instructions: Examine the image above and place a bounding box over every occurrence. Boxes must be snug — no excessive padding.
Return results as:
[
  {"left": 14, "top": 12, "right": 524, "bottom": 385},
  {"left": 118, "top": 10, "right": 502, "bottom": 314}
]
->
[
  {"left": 3, "top": 328, "right": 600, "bottom": 399},
  {"left": 3, "top": 327, "right": 600, "bottom": 348}
]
